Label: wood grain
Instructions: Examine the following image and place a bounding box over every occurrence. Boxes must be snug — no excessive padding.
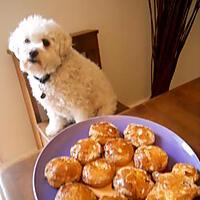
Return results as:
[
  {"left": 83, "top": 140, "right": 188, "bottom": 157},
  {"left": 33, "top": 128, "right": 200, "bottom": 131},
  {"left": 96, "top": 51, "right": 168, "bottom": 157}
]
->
[{"left": 122, "top": 77, "right": 200, "bottom": 158}]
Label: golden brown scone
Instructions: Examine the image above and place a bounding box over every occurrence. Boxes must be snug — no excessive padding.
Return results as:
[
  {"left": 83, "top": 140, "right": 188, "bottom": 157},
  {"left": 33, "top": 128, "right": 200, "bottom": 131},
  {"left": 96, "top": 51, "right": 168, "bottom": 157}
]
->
[
  {"left": 123, "top": 124, "right": 155, "bottom": 147},
  {"left": 113, "top": 166, "right": 154, "bottom": 199},
  {"left": 172, "top": 163, "right": 199, "bottom": 182},
  {"left": 99, "top": 195, "right": 128, "bottom": 200},
  {"left": 134, "top": 145, "right": 168, "bottom": 172},
  {"left": 89, "top": 122, "right": 120, "bottom": 145},
  {"left": 55, "top": 182, "right": 97, "bottom": 200},
  {"left": 147, "top": 171, "right": 200, "bottom": 200},
  {"left": 70, "top": 138, "right": 102, "bottom": 165},
  {"left": 82, "top": 158, "right": 116, "bottom": 188},
  {"left": 104, "top": 138, "right": 134, "bottom": 167},
  {"left": 44, "top": 156, "right": 82, "bottom": 188}
]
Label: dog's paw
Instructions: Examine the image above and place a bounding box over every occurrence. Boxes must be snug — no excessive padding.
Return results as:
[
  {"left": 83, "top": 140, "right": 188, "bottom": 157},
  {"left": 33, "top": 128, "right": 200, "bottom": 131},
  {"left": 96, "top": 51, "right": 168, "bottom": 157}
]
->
[{"left": 45, "top": 125, "right": 60, "bottom": 137}]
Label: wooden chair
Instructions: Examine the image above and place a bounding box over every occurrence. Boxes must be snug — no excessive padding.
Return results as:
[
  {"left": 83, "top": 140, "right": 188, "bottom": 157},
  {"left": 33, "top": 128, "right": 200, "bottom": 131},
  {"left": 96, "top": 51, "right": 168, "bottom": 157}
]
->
[{"left": 8, "top": 30, "right": 129, "bottom": 148}]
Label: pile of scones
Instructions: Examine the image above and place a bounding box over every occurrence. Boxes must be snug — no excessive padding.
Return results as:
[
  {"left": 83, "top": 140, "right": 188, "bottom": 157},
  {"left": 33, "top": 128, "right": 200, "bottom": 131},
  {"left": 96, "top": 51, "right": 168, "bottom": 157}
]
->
[{"left": 44, "top": 122, "right": 200, "bottom": 200}]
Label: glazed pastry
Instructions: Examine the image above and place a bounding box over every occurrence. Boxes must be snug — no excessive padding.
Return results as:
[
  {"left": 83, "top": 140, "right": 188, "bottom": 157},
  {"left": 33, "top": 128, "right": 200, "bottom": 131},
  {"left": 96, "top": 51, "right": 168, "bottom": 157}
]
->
[
  {"left": 147, "top": 171, "right": 200, "bottom": 199},
  {"left": 44, "top": 156, "right": 82, "bottom": 188},
  {"left": 55, "top": 182, "right": 97, "bottom": 200},
  {"left": 89, "top": 122, "right": 120, "bottom": 145},
  {"left": 123, "top": 124, "right": 155, "bottom": 147},
  {"left": 82, "top": 158, "right": 116, "bottom": 188},
  {"left": 99, "top": 195, "right": 128, "bottom": 200},
  {"left": 70, "top": 138, "right": 102, "bottom": 165},
  {"left": 134, "top": 145, "right": 168, "bottom": 172},
  {"left": 172, "top": 163, "right": 199, "bottom": 182},
  {"left": 104, "top": 138, "right": 134, "bottom": 166},
  {"left": 113, "top": 166, "right": 154, "bottom": 199}
]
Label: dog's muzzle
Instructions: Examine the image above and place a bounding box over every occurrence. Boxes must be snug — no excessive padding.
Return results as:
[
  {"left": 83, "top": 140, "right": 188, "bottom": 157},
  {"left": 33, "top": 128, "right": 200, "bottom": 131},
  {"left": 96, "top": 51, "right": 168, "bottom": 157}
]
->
[{"left": 28, "top": 49, "right": 39, "bottom": 63}]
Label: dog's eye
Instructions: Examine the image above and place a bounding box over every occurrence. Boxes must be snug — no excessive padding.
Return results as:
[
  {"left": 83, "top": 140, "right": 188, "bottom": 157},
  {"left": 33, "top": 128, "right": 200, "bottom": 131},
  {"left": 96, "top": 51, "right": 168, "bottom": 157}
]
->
[
  {"left": 42, "top": 39, "right": 50, "bottom": 47},
  {"left": 24, "top": 38, "right": 30, "bottom": 43}
]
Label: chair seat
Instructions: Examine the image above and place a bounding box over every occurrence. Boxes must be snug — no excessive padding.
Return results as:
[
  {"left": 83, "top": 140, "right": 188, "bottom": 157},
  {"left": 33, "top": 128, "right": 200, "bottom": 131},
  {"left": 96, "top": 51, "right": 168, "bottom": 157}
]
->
[
  {"left": 37, "top": 101, "right": 129, "bottom": 146},
  {"left": 37, "top": 121, "right": 49, "bottom": 145},
  {"left": 0, "top": 151, "right": 39, "bottom": 200}
]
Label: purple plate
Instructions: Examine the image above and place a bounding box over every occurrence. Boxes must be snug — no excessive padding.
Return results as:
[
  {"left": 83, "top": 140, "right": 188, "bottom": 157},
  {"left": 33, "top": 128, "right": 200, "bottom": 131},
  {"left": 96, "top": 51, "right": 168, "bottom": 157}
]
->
[{"left": 33, "top": 115, "right": 200, "bottom": 200}]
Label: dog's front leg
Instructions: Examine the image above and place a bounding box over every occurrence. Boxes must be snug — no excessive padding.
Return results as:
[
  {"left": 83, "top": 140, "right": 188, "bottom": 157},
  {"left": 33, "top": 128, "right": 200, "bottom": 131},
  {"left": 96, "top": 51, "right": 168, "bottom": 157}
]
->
[
  {"left": 72, "top": 109, "right": 92, "bottom": 123},
  {"left": 45, "top": 109, "right": 67, "bottom": 136}
]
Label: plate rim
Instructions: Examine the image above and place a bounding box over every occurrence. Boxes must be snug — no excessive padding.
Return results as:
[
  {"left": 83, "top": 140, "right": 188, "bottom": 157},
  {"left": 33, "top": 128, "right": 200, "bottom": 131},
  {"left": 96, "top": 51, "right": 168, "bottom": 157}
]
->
[{"left": 32, "top": 115, "right": 200, "bottom": 200}]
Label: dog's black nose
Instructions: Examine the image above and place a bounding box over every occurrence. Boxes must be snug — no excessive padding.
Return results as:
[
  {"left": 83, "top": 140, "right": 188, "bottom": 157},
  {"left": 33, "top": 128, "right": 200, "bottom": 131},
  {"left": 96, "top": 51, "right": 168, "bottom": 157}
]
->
[{"left": 29, "top": 50, "right": 38, "bottom": 58}]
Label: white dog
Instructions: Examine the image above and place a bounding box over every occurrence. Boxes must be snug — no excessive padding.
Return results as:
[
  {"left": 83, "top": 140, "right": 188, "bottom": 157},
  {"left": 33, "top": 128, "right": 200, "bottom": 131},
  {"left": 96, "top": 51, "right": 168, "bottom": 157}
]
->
[{"left": 9, "top": 15, "right": 117, "bottom": 136}]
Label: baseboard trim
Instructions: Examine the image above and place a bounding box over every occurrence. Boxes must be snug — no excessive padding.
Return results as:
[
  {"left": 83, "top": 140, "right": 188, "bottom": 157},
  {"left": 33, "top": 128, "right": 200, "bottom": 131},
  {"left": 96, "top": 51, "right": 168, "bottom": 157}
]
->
[{"left": 127, "top": 96, "right": 150, "bottom": 108}]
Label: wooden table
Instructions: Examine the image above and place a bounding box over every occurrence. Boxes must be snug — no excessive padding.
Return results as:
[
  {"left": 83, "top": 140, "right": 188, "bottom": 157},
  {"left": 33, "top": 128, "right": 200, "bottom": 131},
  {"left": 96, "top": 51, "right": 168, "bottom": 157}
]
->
[
  {"left": 122, "top": 77, "right": 200, "bottom": 158},
  {"left": 0, "top": 77, "right": 200, "bottom": 200}
]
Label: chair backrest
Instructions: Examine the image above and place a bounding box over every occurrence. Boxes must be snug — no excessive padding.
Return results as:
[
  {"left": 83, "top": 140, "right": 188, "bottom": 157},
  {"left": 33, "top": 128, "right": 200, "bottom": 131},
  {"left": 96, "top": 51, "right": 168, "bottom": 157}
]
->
[{"left": 72, "top": 30, "right": 102, "bottom": 68}]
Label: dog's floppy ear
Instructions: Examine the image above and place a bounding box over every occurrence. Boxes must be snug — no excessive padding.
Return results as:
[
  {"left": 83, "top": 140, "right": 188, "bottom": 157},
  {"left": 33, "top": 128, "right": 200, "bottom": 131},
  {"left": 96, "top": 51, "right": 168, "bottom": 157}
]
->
[
  {"left": 59, "top": 32, "right": 72, "bottom": 60},
  {"left": 8, "top": 31, "right": 20, "bottom": 59},
  {"left": 55, "top": 31, "right": 72, "bottom": 61}
]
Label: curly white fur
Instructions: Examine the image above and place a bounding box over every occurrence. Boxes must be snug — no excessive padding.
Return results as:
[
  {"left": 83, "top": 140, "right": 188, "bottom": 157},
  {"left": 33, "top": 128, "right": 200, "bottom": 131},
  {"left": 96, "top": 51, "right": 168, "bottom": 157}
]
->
[{"left": 9, "top": 15, "right": 117, "bottom": 136}]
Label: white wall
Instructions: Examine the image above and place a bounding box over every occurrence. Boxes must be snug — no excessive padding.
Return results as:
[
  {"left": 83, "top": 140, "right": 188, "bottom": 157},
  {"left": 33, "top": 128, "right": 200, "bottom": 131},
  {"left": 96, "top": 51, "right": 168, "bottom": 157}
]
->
[
  {"left": 171, "top": 13, "right": 200, "bottom": 88},
  {"left": 0, "top": 0, "right": 199, "bottom": 162}
]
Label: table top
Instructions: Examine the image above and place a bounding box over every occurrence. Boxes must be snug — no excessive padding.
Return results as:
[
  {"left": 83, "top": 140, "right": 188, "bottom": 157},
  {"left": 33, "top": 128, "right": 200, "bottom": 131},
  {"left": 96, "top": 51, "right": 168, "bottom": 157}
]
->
[
  {"left": 0, "top": 77, "right": 200, "bottom": 200},
  {"left": 122, "top": 77, "right": 200, "bottom": 158}
]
